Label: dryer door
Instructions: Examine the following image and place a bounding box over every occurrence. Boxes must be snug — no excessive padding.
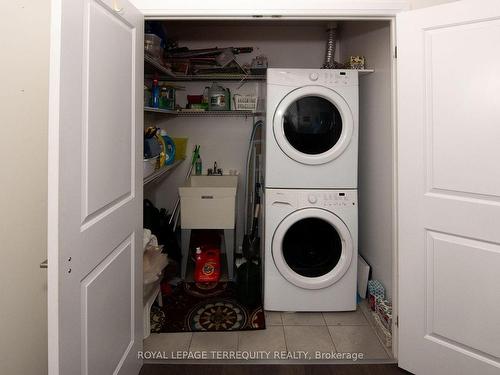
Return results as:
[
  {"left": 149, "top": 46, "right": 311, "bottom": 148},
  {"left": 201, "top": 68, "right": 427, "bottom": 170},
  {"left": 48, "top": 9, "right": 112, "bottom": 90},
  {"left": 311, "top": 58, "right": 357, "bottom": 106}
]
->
[
  {"left": 272, "top": 208, "right": 353, "bottom": 289},
  {"left": 273, "top": 86, "right": 354, "bottom": 165}
]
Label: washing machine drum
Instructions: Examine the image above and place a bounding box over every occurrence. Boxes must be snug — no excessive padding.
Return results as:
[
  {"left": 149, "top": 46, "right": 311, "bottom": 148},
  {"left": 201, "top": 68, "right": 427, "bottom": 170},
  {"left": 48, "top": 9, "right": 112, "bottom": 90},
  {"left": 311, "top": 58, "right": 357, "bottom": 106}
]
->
[
  {"left": 273, "top": 86, "right": 354, "bottom": 165},
  {"left": 272, "top": 208, "right": 353, "bottom": 290}
]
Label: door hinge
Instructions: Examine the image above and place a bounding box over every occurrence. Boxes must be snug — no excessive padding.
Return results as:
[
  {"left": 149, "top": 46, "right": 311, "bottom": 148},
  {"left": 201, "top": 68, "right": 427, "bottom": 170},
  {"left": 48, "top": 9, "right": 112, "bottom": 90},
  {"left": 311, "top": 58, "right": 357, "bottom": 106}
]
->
[
  {"left": 395, "top": 315, "right": 399, "bottom": 327},
  {"left": 394, "top": 46, "right": 398, "bottom": 59}
]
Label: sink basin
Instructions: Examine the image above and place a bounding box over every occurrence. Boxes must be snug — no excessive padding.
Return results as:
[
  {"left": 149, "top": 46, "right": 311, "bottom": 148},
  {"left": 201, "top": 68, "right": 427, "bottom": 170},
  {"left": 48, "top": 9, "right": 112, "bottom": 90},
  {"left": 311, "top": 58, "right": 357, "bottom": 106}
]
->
[
  {"left": 185, "top": 175, "right": 238, "bottom": 188},
  {"left": 179, "top": 175, "right": 238, "bottom": 229}
]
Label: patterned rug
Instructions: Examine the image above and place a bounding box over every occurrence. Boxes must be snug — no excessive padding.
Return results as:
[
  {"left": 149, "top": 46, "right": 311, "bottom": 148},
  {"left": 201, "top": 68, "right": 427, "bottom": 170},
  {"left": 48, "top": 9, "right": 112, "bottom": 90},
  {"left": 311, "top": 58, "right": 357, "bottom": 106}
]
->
[{"left": 151, "top": 282, "right": 265, "bottom": 333}]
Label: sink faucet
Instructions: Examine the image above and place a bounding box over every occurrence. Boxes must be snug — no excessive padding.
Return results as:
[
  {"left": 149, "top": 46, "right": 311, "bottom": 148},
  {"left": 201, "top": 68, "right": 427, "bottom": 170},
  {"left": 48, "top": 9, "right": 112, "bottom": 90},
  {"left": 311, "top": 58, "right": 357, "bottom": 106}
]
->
[{"left": 208, "top": 161, "right": 223, "bottom": 175}]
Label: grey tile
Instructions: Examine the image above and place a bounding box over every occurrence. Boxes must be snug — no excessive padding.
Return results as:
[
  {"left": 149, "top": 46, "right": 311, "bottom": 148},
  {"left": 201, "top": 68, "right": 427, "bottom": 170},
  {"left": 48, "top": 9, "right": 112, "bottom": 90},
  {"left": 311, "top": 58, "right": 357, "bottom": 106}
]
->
[
  {"left": 281, "top": 312, "right": 325, "bottom": 326},
  {"left": 238, "top": 326, "right": 286, "bottom": 352},
  {"left": 328, "top": 325, "right": 389, "bottom": 360},
  {"left": 189, "top": 331, "right": 238, "bottom": 353},
  {"left": 144, "top": 332, "right": 192, "bottom": 352},
  {"left": 322, "top": 308, "right": 369, "bottom": 326},
  {"left": 264, "top": 311, "right": 283, "bottom": 326},
  {"left": 284, "top": 326, "right": 336, "bottom": 353}
]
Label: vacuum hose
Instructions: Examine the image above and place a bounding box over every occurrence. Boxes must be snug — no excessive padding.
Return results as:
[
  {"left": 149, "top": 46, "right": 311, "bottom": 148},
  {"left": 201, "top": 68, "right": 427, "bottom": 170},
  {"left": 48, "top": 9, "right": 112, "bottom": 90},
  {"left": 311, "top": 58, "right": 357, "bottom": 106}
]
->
[{"left": 244, "top": 120, "right": 263, "bottom": 233}]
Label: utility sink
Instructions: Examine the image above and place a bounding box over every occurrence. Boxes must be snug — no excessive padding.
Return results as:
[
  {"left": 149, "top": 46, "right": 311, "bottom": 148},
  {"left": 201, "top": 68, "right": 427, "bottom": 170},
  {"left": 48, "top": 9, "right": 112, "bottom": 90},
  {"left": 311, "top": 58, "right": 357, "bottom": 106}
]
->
[
  {"left": 186, "top": 175, "right": 238, "bottom": 189},
  {"left": 179, "top": 175, "right": 238, "bottom": 229}
]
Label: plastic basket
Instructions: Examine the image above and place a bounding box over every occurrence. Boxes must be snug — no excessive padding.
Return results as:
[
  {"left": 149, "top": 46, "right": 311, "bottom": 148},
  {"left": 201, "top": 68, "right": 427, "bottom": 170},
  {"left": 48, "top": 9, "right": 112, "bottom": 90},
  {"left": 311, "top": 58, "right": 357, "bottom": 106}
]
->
[{"left": 233, "top": 95, "right": 258, "bottom": 111}]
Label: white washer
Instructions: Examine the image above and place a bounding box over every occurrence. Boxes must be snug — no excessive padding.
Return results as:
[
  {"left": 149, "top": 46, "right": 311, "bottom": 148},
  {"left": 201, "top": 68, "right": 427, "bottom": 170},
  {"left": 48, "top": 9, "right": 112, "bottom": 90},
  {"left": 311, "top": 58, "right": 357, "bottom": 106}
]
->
[
  {"left": 264, "top": 188, "right": 357, "bottom": 311},
  {"left": 265, "top": 68, "right": 359, "bottom": 189}
]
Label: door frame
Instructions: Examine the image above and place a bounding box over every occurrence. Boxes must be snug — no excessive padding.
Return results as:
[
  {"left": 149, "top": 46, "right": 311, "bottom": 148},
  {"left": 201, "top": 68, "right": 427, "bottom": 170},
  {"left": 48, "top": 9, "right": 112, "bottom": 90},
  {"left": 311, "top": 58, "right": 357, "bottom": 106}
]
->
[{"left": 133, "top": 1, "right": 402, "bottom": 361}]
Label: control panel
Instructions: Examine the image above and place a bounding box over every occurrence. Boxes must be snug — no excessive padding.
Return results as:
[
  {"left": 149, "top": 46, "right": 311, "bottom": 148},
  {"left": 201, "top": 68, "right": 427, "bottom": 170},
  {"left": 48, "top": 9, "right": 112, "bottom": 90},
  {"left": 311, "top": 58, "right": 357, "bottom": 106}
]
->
[
  {"left": 303, "top": 191, "right": 356, "bottom": 208},
  {"left": 312, "top": 70, "right": 352, "bottom": 86},
  {"left": 268, "top": 68, "right": 358, "bottom": 87},
  {"left": 266, "top": 189, "right": 357, "bottom": 210}
]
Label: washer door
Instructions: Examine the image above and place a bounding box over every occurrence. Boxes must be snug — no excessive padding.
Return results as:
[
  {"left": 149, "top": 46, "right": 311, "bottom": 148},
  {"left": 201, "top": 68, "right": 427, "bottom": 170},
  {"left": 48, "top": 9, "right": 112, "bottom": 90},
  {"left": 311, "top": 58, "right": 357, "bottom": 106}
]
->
[
  {"left": 272, "top": 208, "right": 353, "bottom": 290},
  {"left": 273, "top": 86, "right": 354, "bottom": 165}
]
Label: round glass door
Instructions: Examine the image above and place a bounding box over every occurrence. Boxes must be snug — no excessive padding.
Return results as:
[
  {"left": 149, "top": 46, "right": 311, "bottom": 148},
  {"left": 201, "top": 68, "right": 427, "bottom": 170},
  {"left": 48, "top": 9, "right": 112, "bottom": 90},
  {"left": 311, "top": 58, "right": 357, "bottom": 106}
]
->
[
  {"left": 272, "top": 208, "right": 353, "bottom": 290},
  {"left": 274, "top": 86, "right": 354, "bottom": 165},
  {"left": 282, "top": 217, "right": 342, "bottom": 278},
  {"left": 283, "top": 96, "right": 343, "bottom": 155}
]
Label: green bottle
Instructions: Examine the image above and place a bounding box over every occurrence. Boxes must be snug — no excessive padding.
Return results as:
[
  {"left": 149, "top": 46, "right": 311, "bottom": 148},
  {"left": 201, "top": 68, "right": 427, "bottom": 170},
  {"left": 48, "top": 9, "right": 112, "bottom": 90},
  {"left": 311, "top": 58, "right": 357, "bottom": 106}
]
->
[{"left": 195, "top": 154, "right": 202, "bottom": 175}]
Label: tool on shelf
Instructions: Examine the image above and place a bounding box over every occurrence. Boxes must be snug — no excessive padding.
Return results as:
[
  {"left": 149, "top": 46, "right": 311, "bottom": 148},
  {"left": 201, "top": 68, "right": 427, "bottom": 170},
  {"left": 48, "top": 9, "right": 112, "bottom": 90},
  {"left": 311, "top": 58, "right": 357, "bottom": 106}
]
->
[{"left": 166, "top": 46, "right": 253, "bottom": 59}]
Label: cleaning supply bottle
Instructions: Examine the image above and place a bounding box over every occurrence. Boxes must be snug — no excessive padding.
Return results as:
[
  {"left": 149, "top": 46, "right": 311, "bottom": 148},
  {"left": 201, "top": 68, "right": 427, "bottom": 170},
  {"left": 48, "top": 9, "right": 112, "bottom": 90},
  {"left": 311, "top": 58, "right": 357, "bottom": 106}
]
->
[
  {"left": 159, "top": 129, "right": 176, "bottom": 165},
  {"left": 194, "top": 247, "right": 203, "bottom": 265},
  {"left": 202, "top": 86, "right": 210, "bottom": 110},
  {"left": 155, "top": 129, "right": 167, "bottom": 167},
  {"left": 208, "top": 82, "right": 227, "bottom": 111},
  {"left": 151, "top": 79, "right": 160, "bottom": 108},
  {"left": 194, "top": 247, "right": 221, "bottom": 283},
  {"left": 195, "top": 153, "right": 202, "bottom": 175}
]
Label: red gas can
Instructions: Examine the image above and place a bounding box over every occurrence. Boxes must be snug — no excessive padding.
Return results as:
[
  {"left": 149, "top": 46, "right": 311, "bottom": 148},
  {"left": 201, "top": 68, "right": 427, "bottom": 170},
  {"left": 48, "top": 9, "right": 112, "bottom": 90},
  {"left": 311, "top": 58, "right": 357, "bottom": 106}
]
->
[{"left": 194, "top": 247, "right": 221, "bottom": 283}]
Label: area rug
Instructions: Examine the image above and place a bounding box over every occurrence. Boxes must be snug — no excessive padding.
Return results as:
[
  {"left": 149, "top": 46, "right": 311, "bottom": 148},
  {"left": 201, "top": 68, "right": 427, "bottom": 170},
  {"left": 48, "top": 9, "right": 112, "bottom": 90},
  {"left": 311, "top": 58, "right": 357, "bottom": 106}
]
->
[{"left": 151, "top": 282, "right": 265, "bottom": 333}]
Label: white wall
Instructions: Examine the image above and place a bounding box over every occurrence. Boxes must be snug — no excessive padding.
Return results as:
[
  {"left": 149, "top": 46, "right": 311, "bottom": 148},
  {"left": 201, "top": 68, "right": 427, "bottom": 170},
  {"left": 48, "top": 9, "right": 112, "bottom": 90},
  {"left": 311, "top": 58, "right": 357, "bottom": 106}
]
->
[
  {"left": 0, "top": 2, "right": 50, "bottom": 375},
  {"left": 409, "top": 0, "right": 457, "bottom": 9},
  {"left": 341, "top": 21, "right": 394, "bottom": 298}
]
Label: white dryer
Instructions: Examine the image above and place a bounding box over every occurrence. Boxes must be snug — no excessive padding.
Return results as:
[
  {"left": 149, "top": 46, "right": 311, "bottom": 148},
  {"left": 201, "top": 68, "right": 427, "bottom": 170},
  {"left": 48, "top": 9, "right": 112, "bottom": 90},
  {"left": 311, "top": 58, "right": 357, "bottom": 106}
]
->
[
  {"left": 264, "top": 188, "right": 357, "bottom": 311},
  {"left": 265, "top": 68, "right": 359, "bottom": 189}
]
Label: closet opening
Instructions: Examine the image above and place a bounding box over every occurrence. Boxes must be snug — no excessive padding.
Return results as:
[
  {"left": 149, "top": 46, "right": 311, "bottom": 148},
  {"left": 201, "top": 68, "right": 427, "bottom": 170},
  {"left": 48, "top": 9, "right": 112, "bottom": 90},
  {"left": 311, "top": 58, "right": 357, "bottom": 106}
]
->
[{"left": 140, "top": 18, "right": 396, "bottom": 363}]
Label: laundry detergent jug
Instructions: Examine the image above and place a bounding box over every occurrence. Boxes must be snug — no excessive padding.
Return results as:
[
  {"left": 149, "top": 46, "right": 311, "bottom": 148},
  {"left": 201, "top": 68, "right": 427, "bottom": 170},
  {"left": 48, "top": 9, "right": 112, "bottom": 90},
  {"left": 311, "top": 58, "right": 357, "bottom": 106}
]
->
[
  {"left": 194, "top": 247, "right": 221, "bottom": 283},
  {"left": 208, "top": 82, "right": 229, "bottom": 111}
]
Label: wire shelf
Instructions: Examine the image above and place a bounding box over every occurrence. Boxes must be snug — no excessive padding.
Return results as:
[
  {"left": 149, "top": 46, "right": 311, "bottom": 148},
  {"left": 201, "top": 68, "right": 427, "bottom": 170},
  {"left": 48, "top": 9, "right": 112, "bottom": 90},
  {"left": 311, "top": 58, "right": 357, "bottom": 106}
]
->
[
  {"left": 144, "top": 107, "right": 263, "bottom": 118},
  {"left": 143, "top": 158, "right": 185, "bottom": 186}
]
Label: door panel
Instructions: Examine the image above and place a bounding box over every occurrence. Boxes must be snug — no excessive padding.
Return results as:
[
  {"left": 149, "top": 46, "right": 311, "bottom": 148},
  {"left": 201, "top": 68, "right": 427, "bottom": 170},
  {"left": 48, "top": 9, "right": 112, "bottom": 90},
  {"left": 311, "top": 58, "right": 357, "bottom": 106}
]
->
[
  {"left": 48, "top": 0, "right": 143, "bottom": 374},
  {"left": 397, "top": 1, "right": 500, "bottom": 374},
  {"left": 83, "top": 236, "right": 134, "bottom": 375},
  {"left": 85, "top": 0, "right": 135, "bottom": 218},
  {"left": 426, "top": 231, "right": 500, "bottom": 359},
  {"left": 425, "top": 19, "right": 500, "bottom": 198}
]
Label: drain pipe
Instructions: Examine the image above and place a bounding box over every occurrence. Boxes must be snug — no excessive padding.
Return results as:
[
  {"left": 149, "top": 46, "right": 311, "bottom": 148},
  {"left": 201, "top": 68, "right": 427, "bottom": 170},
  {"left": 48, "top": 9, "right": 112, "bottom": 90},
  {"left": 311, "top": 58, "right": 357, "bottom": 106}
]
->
[{"left": 322, "top": 22, "right": 338, "bottom": 69}]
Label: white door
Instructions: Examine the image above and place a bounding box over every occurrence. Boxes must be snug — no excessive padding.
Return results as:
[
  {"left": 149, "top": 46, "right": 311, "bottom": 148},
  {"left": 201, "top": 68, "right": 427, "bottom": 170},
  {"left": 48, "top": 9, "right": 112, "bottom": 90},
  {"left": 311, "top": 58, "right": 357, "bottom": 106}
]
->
[
  {"left": 397, "top": 1, "right": 500, "bottom": 374},
  {"left": 47, "top": 0, "right": 143, "bottom": 374}
]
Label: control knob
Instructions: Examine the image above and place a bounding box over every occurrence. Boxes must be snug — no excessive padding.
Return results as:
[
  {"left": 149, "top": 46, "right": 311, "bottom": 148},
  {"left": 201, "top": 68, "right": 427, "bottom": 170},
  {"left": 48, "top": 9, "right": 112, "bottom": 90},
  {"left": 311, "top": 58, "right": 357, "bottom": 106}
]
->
[
  {"left": 309, "top": 72, "right": 319, "bottom": 81},
  {"left": 308, "top": 194, "right": 318, "bottom": 204}
]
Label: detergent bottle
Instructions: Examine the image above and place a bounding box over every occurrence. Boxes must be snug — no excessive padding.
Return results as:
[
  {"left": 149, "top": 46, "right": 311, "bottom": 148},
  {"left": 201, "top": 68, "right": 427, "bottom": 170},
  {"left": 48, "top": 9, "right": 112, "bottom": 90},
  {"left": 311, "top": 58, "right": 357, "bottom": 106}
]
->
[{"left": 194, "top": 247, "right": 221, "bottom": 283}]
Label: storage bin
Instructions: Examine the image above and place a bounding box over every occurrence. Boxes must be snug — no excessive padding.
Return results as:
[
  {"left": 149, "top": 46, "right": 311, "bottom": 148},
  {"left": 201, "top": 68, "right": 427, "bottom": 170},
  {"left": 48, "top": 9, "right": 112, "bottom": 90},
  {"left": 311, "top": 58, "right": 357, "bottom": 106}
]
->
[
  {"left": 233, "top": 94, "right": 258, "bottom": 111},
  {"left": 172, "top": 137, "right": 188, "bottom": 160}
]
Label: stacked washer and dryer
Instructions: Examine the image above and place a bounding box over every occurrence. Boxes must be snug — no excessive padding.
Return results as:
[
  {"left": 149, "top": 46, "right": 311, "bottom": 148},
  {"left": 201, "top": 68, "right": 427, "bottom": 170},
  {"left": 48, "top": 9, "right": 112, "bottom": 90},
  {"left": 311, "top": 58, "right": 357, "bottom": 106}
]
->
[{"left": 263, "top": 68, "right": 359, "bottom": 311}]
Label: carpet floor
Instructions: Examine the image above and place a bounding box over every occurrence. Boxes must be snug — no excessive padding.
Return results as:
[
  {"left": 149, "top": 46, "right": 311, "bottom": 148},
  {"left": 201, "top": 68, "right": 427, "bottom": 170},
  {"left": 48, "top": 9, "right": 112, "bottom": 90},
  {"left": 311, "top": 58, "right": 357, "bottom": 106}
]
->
[{"left": 151, "top": 281, "right": 265, "bottom": 333}]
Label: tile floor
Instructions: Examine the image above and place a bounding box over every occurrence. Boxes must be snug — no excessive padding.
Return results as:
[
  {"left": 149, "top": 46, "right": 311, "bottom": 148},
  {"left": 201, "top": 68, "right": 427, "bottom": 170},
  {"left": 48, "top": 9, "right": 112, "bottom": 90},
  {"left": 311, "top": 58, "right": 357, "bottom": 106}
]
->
[{"left": 143, "top": 302, "right": 392, "bottom": 362}]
